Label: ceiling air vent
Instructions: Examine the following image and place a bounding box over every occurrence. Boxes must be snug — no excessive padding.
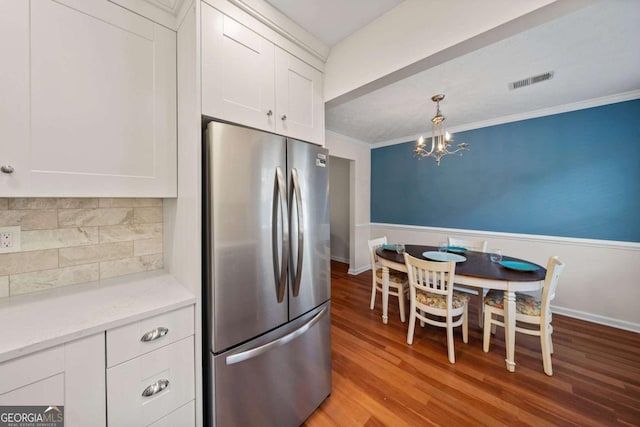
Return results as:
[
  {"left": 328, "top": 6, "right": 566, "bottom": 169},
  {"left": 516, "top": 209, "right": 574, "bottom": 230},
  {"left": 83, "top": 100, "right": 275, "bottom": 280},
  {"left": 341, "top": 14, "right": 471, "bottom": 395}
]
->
[{"left": 509, "top": 71, "right": 554, "bottom": 90}]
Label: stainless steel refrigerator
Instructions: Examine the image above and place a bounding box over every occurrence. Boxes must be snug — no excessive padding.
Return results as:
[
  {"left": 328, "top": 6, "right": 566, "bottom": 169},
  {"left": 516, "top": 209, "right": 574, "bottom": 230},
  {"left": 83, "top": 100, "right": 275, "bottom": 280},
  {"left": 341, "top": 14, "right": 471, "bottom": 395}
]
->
[{"left": 203, "top": 121, "right": 331, "bottom": 426}]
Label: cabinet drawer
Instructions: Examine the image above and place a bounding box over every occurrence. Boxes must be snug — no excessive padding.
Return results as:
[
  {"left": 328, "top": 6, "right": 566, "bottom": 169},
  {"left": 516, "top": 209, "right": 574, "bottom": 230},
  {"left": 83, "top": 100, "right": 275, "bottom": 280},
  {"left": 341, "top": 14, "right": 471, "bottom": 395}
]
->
[
  {"left": 107, "top": 305, "right": 194, "bottom": 367},
  {"left": 148, "top": 400, "right": 195, "bottom": 427},
  {"left": 107, "top": 336, "right": 195, "bottom": 426}
]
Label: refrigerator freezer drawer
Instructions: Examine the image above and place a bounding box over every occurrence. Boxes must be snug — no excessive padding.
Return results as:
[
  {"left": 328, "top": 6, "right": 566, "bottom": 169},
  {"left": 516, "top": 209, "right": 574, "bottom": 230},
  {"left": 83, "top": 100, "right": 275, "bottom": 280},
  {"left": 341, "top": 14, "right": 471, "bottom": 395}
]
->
[{"left": 211, "top": 302, "right": 331, "bottom": 427}]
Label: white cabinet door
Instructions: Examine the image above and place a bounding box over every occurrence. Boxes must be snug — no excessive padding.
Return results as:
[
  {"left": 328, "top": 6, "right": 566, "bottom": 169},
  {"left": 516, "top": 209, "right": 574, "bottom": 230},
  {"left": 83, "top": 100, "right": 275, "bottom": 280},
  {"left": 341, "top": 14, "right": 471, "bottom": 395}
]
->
[
  {"left": 64, "top": 333, "right": 106, "bottom": 427},
  {"left": 275, "top": 47, "right": 324, "bottom": 145},
  {"left": 0, "top": 0, "right": 177, "bottom": 197},
  {"left": 0, "top": 334, "right": 105, "bottom": 427},
  {"left": 0, "top": 0, "right": 29, "bottom": 195},
  {"left": 202, "top": 3, "right": 275, "bottom": 132}
]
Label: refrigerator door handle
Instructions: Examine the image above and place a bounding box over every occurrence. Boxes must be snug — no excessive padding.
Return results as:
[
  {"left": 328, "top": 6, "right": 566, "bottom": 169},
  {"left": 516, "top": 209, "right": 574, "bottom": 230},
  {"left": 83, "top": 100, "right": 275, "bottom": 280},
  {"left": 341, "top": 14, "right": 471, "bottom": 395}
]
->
[
  {"left": 273, "top": 167, "right": 289, "bottom": 303},
  {"left": 290, "top": 168, "right": 304, "bottom": 297},
  {"left": 225, "top": 306, "right": 327, "bottom": 365}
]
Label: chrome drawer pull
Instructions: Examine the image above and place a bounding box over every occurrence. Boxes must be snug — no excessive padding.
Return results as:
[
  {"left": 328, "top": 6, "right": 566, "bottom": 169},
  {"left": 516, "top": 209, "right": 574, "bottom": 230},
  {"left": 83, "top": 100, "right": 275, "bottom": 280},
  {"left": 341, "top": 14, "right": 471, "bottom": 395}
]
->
[
  {"left": 1, "top": 165, "right": 14, "bottom": 174},
  {"left": 140, "top": 327, "right": 169, "bottom": 342},
  {"left": 141, "top": 379, "right": 169, "bottom": 397}
]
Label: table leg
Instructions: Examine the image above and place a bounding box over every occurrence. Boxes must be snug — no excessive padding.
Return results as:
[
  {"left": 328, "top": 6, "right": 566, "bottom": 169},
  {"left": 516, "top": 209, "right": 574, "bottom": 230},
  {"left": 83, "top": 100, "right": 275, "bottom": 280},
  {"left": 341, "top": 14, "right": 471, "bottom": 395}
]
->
[
  {"left": 382, "top": 266, "right": 389, "bottom": 324},
  {"left": 504, "top": 290, "right": 517, "bottom": 372}
]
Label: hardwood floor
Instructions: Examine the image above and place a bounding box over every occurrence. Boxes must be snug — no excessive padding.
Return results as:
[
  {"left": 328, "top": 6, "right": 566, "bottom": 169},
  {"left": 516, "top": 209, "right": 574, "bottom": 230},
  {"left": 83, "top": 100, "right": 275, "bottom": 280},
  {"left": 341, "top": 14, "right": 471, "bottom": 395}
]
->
[{"left": 305, "top": 261, "right": 640, "bottom": 426}]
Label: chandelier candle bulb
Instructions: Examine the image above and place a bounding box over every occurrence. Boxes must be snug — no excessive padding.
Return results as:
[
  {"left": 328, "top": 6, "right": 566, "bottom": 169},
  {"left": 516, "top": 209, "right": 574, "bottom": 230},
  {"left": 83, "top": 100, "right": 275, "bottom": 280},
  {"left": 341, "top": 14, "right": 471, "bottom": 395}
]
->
[{"left": 414, "top": 94, "right": 469, "bottom": 165}]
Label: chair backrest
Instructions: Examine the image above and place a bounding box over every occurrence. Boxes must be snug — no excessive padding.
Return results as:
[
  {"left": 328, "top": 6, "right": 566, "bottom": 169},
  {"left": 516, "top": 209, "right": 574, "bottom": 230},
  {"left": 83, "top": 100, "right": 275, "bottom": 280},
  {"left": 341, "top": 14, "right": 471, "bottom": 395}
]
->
[
  {"left": 367, "top": 237, "right": 388, "bottom": 271},
  {"left": 541, "top": 256, "right": 565, "bottom": 315},
  {"left": 403, "top": 253, "right": 456, "bottom": 299},
  {"left": 448, "top": 237, "right": 488, "bottom": 252}
]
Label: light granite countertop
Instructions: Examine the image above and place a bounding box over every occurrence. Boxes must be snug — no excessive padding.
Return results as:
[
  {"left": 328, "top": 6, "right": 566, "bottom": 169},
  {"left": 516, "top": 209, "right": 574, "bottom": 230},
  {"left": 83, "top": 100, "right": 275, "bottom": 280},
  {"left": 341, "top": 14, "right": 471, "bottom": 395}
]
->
[{"left": 0, "top": 270, "right": 195, "bottom": 363}]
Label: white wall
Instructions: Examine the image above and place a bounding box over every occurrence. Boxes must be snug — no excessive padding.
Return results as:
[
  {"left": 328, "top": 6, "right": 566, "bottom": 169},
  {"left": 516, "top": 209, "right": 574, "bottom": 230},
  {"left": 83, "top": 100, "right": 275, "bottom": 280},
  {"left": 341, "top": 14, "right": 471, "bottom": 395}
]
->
[
  {"left": 324, "top": 0, "right": 562, "bottom": 103},
  {"left": 371, "top": 223, "right": 640, "bottom": 332},
  {"left": 325, "top": 131, "right": 370, "bottom": 274},
  {"left": 329, "top": 156, "right": 349, "bottom": 263}
]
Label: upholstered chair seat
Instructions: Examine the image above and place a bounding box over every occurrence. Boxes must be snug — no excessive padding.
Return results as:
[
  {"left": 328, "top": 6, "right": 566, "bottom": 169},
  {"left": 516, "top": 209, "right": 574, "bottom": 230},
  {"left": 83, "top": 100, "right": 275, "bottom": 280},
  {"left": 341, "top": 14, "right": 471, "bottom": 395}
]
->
[
  {"left": 484, "top": 290, "right": 542, "bottom": 316},
  {"left": 416, "top": 291, "right": 470, "bottom": 310},
  {"left": 375, "top": 269, "right": 408, "bottom": 284}
]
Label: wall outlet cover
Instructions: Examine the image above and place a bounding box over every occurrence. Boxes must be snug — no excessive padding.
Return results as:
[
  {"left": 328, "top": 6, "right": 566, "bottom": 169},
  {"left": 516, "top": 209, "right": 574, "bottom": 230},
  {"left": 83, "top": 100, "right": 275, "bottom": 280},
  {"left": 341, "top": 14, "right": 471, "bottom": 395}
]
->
[{"left": 0, "top": 226, "right": 21, "bottom": 254}]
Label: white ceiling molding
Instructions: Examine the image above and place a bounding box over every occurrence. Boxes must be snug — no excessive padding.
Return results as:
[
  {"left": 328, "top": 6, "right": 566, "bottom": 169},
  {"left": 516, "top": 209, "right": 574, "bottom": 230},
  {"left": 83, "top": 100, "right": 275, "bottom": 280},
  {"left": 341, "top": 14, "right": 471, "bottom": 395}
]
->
[
  {"left": 143, "top": 0, "right": 182, "bottom": 13},
  {"left": 371, "top": 90, "right": 640, "bottom": 149},
  {"left": 109, "top": 0, "right": 189, "bottom": 29},
  {"left": 325, "top": 130, "right": 371, "bottom": 148},
  {"left": 227, "top": 0, "right": 330, "bottom": 63}
]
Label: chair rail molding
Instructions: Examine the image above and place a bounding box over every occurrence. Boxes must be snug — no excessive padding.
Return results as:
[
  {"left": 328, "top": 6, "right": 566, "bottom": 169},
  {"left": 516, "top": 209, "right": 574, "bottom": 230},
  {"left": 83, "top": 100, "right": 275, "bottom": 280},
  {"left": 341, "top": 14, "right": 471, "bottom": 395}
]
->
[{"left": 371, "top": 223, "right": 640, "bottom": 251}]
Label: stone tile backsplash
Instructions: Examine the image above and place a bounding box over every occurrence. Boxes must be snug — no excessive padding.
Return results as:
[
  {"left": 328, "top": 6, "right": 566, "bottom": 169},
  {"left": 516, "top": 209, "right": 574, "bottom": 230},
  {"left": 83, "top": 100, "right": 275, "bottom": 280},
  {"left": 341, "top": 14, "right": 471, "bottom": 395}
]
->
[{"left": 0, "top": 198, "right": 164, "bottom": 297}]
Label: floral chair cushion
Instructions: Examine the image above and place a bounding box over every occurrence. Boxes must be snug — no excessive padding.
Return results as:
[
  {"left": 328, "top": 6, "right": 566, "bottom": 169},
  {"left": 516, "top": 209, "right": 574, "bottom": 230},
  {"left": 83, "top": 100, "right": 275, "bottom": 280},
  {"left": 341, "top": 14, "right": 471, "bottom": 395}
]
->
[
  {"left": 375, "top": 269, "right": 408, "bottom": 284},
  {"left": 416, "top": 291, "right": 470, "bottom": 310},
  {"left": 484, "top": 290, "right": 541, "bottom": 316}
]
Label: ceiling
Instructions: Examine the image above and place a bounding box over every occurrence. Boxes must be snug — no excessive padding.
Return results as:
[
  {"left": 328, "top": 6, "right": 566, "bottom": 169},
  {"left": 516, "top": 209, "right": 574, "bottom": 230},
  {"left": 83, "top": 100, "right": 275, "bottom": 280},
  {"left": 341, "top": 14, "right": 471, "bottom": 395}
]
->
[
  {"left": 264, "top": 0, "right": 404, "bottom": 47},
  {"left": 266, "top": 1, "right": 640, "bottom": 145}
]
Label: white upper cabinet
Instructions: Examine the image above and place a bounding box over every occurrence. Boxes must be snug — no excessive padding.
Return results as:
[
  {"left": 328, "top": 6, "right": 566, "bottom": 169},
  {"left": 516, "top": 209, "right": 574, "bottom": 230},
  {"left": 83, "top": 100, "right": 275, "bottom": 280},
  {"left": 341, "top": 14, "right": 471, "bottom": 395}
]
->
[
  {"left": 201, "top": 3, "right": 324, "bottom": 145},
  {"left": 275, "top": 47, "right": 324, "bottom": 144},
  {"left": 202, "top": 5, "right": 275, "bottom": 132},
  {"left": 0, "top": 0, "right": 29, "bottom": 195},
  {"left": 0, "top": 0, "right": 177, "bottom": 197}
]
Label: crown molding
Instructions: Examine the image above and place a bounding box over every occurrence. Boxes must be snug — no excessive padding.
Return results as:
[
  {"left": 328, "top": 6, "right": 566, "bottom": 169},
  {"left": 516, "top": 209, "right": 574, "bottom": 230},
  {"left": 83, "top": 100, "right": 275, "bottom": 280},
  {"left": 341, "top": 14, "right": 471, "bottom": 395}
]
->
[
  {"left": 371, "top": 90, "right": 640, "bottom": 149},
  {"left": 226, "top": 0, "right": 329, "bottom": 63},
  {"left": 325, "top": 130, "right": 372, "bottom": 148}
]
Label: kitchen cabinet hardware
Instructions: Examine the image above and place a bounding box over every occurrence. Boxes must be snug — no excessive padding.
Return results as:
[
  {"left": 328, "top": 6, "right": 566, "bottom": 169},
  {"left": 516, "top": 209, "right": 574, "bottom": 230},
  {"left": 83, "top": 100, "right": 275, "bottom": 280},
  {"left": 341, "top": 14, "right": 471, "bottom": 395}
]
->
[
  {"left": 1, "top": 165, "right": 14, "bottom": 174},
  {"left": 281, "top": 114, "right": 287, "bottom": 121},
  {"left": 142, "top": 379, "right": 170, "bottom": 397},
  {"left": 140, "top": 327, "right": 169, "bottom": 343}
]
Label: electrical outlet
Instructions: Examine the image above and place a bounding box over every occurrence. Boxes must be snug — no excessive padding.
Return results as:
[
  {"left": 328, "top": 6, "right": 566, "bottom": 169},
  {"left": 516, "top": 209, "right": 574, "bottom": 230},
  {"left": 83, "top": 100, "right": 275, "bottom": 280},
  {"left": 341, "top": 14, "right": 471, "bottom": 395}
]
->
[{"left": 0, "top": 226, "right": 21, "bottom": 254}]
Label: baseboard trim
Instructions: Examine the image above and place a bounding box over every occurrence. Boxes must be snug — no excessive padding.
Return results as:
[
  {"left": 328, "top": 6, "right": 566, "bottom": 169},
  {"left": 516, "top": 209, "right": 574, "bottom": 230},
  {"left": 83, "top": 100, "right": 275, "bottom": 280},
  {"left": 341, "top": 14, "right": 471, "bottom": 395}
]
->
[
  {"left": 331, "top": 255, "right": 349, "bottom": 264},
  {"left": 551, "top": 305, "right": 640, "bottom": 333},
  {"left": 348, "top": 265, "right": 371, "bottom": 275}
]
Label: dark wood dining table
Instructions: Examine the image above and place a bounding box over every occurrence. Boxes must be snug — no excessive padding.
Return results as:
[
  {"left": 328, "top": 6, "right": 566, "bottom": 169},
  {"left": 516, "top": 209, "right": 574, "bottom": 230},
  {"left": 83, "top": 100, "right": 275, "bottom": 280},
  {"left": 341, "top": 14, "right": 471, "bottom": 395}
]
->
[{"left": 376, "top": 244, "right": 546, "bottom": 372}]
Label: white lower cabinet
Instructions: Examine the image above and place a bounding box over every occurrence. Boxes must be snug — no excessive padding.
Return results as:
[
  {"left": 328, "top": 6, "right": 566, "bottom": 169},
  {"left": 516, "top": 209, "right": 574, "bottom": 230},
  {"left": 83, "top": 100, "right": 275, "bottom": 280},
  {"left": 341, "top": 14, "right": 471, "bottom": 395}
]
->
[
  {"left": 0, "top": 334, "right": 106, "bottom": 427},
  {"left": 106, "top": 306, "right": 196, "bottom": 426},
  {"left": 148, "top": 401, "right": 196, "bottom": 427},
  {"left": 0, "top": 306, "right": 195, "bottom": 427}
]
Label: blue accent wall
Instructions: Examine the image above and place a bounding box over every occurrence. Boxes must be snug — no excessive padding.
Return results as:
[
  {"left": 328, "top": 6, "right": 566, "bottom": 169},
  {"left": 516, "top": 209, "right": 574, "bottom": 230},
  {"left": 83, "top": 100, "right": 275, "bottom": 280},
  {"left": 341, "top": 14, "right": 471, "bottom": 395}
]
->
[{"left": 371, "top": 99, "right": 640, "bottom": 242}]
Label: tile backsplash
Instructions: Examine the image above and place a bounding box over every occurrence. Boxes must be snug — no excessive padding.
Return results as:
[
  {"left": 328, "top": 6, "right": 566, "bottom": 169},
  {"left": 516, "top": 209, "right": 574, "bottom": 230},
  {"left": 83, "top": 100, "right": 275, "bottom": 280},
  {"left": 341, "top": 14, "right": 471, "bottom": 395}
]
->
[{"left": 0, "top": 198, "right": 164, "bottom": 298}]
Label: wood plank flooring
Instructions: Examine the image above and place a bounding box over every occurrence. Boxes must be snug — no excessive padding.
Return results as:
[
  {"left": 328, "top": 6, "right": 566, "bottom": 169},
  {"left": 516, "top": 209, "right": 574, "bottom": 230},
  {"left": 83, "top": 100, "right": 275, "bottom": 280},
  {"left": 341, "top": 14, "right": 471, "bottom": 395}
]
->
[{"left": 305, "top": 261, "right": 640, "bottom": 426}]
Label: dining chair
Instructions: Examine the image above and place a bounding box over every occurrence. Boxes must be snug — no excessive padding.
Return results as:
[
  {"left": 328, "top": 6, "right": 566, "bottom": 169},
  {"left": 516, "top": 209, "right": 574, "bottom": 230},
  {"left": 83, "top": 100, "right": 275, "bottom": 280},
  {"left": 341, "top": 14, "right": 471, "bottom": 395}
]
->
[
  {"left": 367, "top": 237, "right": 409, "bottom": 322},
  {"left": 447, "top": 236, "right": 489, "bottom": 327},
  {"left": 403, "top": 253, "right": 469, "bottom": 364},
  {"left": 482, "top": 256, "right": 565, "bottom": 376},
  {"left": 447, "top": 237, "right": 488, "bottom": 253}
]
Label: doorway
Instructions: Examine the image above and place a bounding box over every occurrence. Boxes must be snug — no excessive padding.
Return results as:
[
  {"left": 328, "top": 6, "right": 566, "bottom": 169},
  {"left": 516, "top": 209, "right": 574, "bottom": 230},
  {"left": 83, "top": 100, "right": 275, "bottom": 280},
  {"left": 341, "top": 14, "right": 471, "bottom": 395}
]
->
[{"left": 329, "top": 156, "right": 351, "bottom": 265}]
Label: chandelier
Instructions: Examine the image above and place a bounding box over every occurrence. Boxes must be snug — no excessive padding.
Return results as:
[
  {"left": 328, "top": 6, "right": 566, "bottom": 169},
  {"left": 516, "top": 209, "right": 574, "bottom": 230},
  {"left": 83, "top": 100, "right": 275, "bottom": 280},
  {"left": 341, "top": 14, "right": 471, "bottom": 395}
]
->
[{"left": 414, "top": 94, "right": 468, "bottom": 165}]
